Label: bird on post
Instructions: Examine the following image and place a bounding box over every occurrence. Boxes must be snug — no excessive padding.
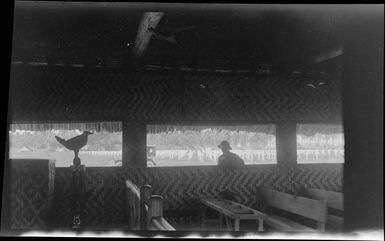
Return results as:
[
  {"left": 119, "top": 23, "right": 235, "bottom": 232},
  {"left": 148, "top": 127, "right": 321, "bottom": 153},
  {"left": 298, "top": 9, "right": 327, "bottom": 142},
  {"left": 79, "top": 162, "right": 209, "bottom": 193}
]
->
[{"left": 55, "top": 131, "right": 93, "bottom": 158}]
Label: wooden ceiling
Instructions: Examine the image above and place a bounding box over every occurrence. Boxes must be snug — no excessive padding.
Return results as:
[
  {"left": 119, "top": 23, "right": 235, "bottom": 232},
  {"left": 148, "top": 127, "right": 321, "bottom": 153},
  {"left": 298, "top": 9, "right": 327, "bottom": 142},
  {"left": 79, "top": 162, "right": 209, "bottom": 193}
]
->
[{"left": 11, "top": 2, "right": 344, "bottom": 74}]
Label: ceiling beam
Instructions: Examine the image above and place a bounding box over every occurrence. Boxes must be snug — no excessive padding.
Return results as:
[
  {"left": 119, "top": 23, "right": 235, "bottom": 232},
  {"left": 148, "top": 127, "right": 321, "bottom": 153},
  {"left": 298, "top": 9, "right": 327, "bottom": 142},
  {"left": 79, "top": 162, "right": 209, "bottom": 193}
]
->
[{"left": 133, "top": 12, "right": 164, "bottom": 59}]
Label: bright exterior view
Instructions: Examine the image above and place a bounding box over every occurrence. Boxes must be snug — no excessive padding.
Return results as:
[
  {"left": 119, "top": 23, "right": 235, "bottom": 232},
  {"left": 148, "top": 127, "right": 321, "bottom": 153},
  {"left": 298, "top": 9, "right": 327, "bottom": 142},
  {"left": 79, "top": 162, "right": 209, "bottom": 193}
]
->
[
  {"left": 8, "top": 123, "right": 122, "bottom": 167},
  {"left": 146, "top": 125, "right": 277, "bottom": 167},
  {"left": 296, "top": 124, "right": 345, "bottom": 164}
]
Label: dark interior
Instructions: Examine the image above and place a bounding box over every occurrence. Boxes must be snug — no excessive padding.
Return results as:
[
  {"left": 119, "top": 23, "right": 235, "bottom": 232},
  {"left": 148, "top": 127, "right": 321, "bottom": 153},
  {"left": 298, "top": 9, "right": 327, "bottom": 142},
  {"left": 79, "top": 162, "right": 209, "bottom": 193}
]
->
[{"left": 1, "top": 2, "right": 383, "bottom": 237}]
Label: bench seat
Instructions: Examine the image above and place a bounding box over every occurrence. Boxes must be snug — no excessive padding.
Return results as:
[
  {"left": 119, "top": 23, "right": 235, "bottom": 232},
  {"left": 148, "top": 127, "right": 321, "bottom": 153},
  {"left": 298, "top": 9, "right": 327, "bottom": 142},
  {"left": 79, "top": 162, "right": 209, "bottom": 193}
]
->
[
  {"left": 265, "top": 214, "right": 317, "bottom": 232},
  {"left": 327, "top": 214, "right": 343, "bottom": 224}
]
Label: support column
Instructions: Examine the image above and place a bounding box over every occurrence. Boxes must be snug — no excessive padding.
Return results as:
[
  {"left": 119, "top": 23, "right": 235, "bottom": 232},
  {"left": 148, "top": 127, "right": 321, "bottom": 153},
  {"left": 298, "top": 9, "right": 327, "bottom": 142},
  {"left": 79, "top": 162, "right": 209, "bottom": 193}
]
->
[
  {"left": 276, "top": 122, "right": 297, "bottom": 166},
  {"left": 122, "top": 121, "right": 147, "bottom": 168},
  {"left": 342, "top": 9, "right": 383, "bottom": 231}
]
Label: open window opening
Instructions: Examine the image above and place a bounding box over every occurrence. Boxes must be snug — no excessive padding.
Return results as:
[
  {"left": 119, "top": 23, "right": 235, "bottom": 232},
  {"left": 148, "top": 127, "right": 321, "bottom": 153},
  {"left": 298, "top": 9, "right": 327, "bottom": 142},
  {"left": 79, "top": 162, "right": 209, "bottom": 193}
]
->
[
  {"left": 146, "top": 124, "right": 277, "bottom": 167},
  {"left": 296, "top": 124, "right": 344, "bottom": 164},
  {"left": 8, "top": 122, "right": 122, "bottom": 167}
]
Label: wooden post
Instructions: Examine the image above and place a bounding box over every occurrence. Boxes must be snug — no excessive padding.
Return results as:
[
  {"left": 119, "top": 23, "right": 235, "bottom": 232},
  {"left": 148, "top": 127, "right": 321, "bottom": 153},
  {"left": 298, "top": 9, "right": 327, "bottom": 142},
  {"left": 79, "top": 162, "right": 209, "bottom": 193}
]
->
[
  {"left": 200, "top": 207, "right": 206, "bottom": 230},
  {"left": 140, "top": 185, "right": 152, "bottom": 230},
  {"left": 70, "top": 164, "right": 86, "bottom": 230},
  {"left": 219, "top": 213, "right": 223, "bottom": 230},
  {"left": 234, "top": 218, "right": 240, "bottom": 231},
  {"left": 258, "top": 218, "right": 263, "bottom": 231},
  {"left": 148, "top": 195, "right": 163, "bottom": 228},
  {"left": 1, "top": 158, "right": 11, "bottom": 232},
  {"left": 122, "top": 122, "right": 147, "bottom": 168},
  {"left": 276, "top": 123, "right": 297, "bottom": 166},
  {"left": 342, "top": 9, "right": 383, "bottom": 232}
]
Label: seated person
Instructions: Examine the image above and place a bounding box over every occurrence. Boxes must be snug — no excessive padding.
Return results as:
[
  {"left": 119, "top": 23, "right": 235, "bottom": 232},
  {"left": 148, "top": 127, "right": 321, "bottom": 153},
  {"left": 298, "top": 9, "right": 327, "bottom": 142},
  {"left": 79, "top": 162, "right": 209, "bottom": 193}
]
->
[{"left": 217, "top": 141, "right": 245, "bottom": 168}]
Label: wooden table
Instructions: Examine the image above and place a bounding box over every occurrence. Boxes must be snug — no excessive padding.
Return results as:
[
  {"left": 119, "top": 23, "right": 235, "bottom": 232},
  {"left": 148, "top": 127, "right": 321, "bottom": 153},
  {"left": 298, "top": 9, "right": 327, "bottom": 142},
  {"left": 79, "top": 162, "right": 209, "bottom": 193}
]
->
[{"left": 200, "top": 199, "right": 267, "bottom": 231}]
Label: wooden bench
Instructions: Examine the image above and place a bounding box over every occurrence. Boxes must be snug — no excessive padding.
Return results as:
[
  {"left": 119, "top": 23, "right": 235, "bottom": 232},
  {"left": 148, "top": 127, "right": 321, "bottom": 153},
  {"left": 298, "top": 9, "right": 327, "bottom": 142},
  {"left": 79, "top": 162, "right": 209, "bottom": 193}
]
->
[
  {"left": 200, "top": 199, "right": 267, "bottom": 231},
  {"left": 298, "top": 187, "right": 344, "bottom": 227},
  {"left": 125, "top": 180, "right": 175, "bottom": 231},
  {"left": 258, "top": 188, "right": 327, "bottom": 232}
]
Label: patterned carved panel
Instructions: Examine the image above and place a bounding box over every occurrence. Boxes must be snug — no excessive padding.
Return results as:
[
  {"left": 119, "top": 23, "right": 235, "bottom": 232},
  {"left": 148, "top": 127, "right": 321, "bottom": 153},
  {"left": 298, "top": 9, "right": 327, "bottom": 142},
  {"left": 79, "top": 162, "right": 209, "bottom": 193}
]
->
[
  {"left": 9, "top": 67, "right": 341, "bottom": 122},
  {"left": 9, "top": 68, "right": 184, "bottom": 122},
  {"left": 51, "top": 167, "right": 126, "bottom": 228},
  {"left": 10, "top": 159, "right": 55, "bottom": 229},
  {"left": 294, "top": 164, "right": 344, "bottom": 192},
  {"left": 50, "top": 164, "right": 343, "bottom": 228},
  {"left": 125, "top": 164, "right": 343, "bottom": 211},
  {"left": 183, "top": 73, "right": 340, "bottom": 122}
]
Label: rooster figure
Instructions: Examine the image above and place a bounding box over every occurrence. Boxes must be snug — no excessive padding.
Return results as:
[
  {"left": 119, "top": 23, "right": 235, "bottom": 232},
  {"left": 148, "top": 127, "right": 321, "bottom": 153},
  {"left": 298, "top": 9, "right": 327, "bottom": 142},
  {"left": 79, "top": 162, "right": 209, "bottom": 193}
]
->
[{"left": 55, "top": 131, "right": 93, "bottom": 163}]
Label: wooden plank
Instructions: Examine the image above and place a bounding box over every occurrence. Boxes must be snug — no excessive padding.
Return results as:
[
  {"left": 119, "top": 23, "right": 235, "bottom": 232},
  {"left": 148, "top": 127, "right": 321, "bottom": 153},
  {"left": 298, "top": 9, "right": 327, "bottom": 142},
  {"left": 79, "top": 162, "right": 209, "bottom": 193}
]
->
[
  {"left": 327, "top": 214, "right": 344, "bottom": 224},
  {"left": 234, "top": 218, "right": 240, "bottom": 231},
  {"left": 226, "top": 200, "right": 268, "bottom": 217},
  {"left": 150, "top": 217, "right": 176, "bottom": 231},
  {"left": 201, "top": 199, "right": 237, "bottom": 218},
  {"left": 125, "top": 179, "right": 141, "bottom": 230},
  {"left": 133, "top": 12, "right": 164, "bottom": 58},
  {"left": 125, "top": 180, "right": 140, "bottom": 199},
  {"left": 202, "top": 199, "right": 267, "bottom": 219},
  {"left": 201, "top": 199, "right": 267, "bottom": 231},
  {"left": 259, "top": 188, "right": 327, "bottom": 222},
  {"left": 299, "top": 187, "right": 344, "bottom": 211},
  {"left": 140, "top": 185, "right": 152, "bottom": 230},
  {"left": 265, "top": 214, "right": 317, "bottom": 232}
]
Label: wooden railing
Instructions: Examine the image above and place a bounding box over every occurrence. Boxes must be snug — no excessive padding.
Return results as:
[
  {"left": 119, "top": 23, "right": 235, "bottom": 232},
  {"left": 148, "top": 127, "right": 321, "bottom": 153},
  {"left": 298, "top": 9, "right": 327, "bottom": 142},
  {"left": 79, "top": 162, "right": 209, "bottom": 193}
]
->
[
  {"left": 125, "top": 180, "right": 175, "bottom": 231},
  {"left": 148, "top": 195, "right": 176, "bottom": 231}
]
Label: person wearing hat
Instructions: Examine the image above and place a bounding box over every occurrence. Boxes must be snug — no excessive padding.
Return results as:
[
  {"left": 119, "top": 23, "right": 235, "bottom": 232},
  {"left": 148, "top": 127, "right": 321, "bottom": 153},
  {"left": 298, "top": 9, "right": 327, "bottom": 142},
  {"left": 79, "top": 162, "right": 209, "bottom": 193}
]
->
[{"left": 217, "top": 140, "right": 245, "bottom": 168}]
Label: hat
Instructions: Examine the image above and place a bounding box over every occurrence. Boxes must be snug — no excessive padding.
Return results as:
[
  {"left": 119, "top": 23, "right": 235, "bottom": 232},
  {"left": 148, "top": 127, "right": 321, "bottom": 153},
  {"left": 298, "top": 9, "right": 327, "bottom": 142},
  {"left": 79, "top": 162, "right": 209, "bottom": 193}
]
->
[{"left": 218, "top": 141, "right": 232, "bottom": 150}]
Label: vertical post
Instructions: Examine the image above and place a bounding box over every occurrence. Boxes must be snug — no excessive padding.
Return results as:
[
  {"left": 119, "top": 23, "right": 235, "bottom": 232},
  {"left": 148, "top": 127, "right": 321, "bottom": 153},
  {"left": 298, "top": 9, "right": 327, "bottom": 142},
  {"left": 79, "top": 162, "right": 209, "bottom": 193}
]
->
[
  {"left": 219, "top": 213, "right": 223, "bottom": 230},
  {"left": 122, "top": 122, "right": 147, "bottom": 168},
  {"left": 70, "top": 164, "right": 86, "bottom": 230},
  {"left": 148, "top": 195, "right": 164, "bottom": 228},
  {"left": 234, "top": 218, "right": 240, "bottom": 231},
  {"left": 200, "top": 207, "right": 206, "bottom": 230},
  {"left": 1, "top": 158, "right": 11, "bottom": 233},
  {"left": 342, "top": 9, "right": 383, "bottom": 232},
  {"left": 258, "top": 218, "right": 263, "bottom": 231},
  {"left": 275, "top": 122, "right": 297, "bottom": 166},
  {"left": 140, "top": 185, "right": 152, "bottom": 230},
  {"left": 275, "top": 122, "right": 298, "bottom": 193},
  {"left": 317, "top": 221, "right": 326, "bottom": 232}
]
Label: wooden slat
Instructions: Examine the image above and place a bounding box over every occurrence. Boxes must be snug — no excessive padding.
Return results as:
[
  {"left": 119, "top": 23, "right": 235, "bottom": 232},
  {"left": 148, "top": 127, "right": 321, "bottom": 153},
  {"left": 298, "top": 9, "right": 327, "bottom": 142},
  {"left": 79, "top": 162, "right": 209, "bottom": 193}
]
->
[
  {"left": 201, "top": 199, "right": 237, "bottom": 218},
  {"left": 265, "top": 214, "right": 317, "bottom": 232},
  {"left": 259, "top": 188, "right": 327, "bottom": 222},
  {"left": 150, "top": 217, "right": 176, "bottom": 231},
  {"left": 299, "top": 187, "right": 344, "bottom": 211},
  {"left": 125, "top": 179, "right": 141, "bottom": 230},
  {"left": 202, "top": 199, "right": 267, "bottom": 219},
  {"left": 327, "top": 214, "right": 344, "bottom": 224},
  {"left": 126, "top": 180, "right": 140, "bottom": 199}
]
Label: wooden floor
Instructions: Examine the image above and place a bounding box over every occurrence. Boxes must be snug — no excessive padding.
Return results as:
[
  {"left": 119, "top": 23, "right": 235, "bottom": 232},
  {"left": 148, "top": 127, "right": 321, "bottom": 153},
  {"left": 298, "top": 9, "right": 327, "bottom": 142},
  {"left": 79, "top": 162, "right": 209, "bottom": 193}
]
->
[{"left": 169, "top": 218, "right": 263, "bottom": 232}]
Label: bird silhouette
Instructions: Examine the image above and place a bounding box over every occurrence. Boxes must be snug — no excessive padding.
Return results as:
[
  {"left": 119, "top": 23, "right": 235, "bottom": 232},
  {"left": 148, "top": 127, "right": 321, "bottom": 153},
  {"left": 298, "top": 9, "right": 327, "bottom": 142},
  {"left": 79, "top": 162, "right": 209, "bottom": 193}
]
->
[{"left": 55, "top": 131, "right": 93, "bottom": 158}]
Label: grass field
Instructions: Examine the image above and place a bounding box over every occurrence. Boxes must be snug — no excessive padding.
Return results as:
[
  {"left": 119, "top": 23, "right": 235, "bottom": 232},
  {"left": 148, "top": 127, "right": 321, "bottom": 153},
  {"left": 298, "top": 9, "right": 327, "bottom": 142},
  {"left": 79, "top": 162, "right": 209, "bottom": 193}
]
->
[{"left": 8, "top": 148, "right": 344, "bottom": 167}]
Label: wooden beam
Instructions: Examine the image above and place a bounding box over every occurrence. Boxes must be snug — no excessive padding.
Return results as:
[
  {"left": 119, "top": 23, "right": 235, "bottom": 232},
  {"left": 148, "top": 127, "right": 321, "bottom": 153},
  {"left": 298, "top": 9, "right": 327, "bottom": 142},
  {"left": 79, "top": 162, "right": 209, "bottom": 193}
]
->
[{"left": 133, "top": 12, "right": 164, "bottom": 59}]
